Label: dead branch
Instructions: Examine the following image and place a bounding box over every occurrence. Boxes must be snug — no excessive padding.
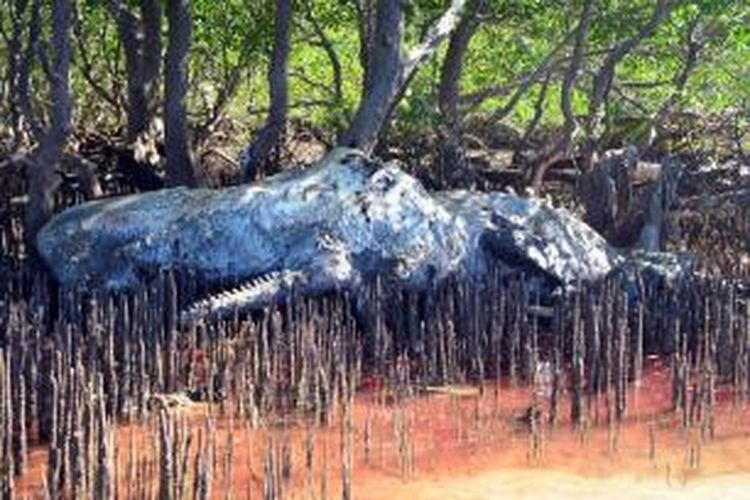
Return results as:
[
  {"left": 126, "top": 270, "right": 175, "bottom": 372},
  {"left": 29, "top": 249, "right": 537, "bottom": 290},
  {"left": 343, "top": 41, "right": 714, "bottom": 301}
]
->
[{"left": 402, "top": 0, "right": 469, "bottom": 80}]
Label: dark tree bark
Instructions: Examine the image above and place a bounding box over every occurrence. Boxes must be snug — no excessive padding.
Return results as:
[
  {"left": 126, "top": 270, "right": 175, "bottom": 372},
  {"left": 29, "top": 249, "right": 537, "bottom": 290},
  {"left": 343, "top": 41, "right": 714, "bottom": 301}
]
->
[
  {"left": 339, "top": 0, "right": 403, "bottom": 152},
  {"left": 239, "top": 0, "right": 292, "bottom": 182},
  {"left": 25, "top": 0, "right": 72, "bottom": 245},
  {"left": 5, "top": 0, "right": 46, "bottom": 145},
  {"left": 652, "top": 15, "right": 704, "bottom": 134},
  {"left": 353, "top": 0, "right": 376, "bottom": 90},
  {"left": 0, "top": 17, "right": 5, "bottom": 113},
  {"left": 17, "top": 0, "right": 43, "bottom": 140},
  {"left": 580, "top": 0, "right": 673, "bottom": 170},
  {"left": 576, "top": 1, "right": 674, "bottom": 237},
  {"left": 107, "top": 0, "right": 162, "bottom": 142},
  {"left": 526, "top": 0, "right": 593, "bottom": 192},
  {"left": 164, "top": 0, "right": 197, "bottom": 187},
  {"left": 108, "top": 1, "right": 144, "bottom": 140},
  {"left": 559, "top": 0, "right": 594, "bottom": 147},
  {"left": 140, "top": 0, "right": 162, "bottom": 98},
  {"left": 437, "top": 0, "right": 485, "bottom": 185},
  {"left": 339, "top": 0, "right": 468, "bottom": 153},
  {"left": 5, "top": 0, "right": 27, "bottom": 143},
  {"left": 518, "top": 71, "right": 552, "bottom": 148}
]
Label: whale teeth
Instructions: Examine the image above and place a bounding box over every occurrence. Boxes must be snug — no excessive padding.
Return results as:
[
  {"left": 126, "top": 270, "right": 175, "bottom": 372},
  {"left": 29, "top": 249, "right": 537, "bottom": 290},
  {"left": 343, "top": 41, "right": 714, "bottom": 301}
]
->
[{"left": 179, "top": 270, "right": 305, "bottom": 324}]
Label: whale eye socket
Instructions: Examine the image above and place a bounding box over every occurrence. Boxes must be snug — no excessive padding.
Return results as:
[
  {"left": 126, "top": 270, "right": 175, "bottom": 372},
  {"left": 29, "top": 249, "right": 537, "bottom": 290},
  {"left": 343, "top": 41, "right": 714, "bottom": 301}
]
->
[
  {"left": 373, "top": 173, "right": 397, "bottom": 192},
  {"left": 341, "top": 152, "right": 362, "bottom": 165},
  {"left": 362, "top": 159, "right": 381, "bottom": 175}
]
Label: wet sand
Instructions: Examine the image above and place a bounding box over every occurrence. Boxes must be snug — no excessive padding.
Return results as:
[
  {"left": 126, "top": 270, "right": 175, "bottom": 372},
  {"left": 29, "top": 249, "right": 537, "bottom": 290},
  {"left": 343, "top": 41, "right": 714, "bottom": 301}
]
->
[{"left": 364, "top": 469, "right": 750, "bottom": 499}]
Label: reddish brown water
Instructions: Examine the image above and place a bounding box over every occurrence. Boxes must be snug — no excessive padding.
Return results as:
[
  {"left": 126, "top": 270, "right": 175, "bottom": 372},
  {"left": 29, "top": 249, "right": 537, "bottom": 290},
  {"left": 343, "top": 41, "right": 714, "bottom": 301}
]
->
[{"left": 15, "top": 357, "right": 750, "bottom": 498}]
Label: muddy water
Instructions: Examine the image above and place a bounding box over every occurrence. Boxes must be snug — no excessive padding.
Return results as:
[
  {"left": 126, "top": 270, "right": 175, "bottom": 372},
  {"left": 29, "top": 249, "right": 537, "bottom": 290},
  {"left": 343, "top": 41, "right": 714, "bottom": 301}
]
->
[{"left": 15, "top": 357, "right": 750, "bottom": 499}]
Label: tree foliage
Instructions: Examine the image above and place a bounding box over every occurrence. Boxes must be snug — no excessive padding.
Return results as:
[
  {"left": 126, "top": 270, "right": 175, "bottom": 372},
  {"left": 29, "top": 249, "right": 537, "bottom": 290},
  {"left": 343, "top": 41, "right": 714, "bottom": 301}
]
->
[{"left": 0, "top": 0, "right": 747, "bottom": 174}]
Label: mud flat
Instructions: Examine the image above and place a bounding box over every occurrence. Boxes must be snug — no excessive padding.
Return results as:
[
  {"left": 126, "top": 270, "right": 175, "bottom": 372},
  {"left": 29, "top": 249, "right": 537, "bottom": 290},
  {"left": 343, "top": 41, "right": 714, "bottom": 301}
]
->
[{"left": 14, "top": 359, "right": 750, "bottom": 499}]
